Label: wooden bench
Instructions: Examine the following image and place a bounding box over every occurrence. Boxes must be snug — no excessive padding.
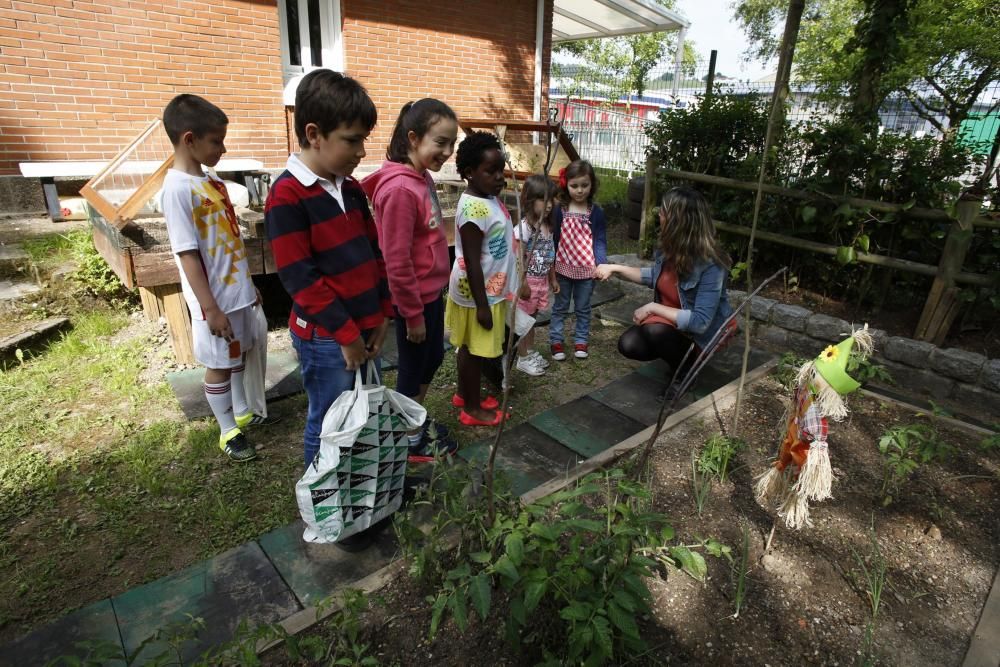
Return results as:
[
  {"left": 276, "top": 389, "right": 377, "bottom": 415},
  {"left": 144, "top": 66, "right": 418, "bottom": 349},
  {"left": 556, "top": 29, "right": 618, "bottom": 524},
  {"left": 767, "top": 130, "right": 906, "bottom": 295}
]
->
[{"left": 18, "top": 159, "right": 267, "bottom": 221}]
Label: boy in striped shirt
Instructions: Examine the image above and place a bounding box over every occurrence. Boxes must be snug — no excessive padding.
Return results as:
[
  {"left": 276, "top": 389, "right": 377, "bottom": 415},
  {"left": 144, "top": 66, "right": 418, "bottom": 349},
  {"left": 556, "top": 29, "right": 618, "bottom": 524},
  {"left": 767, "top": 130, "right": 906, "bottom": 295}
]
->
[{"left": 265, "top": 70, "right": 391, "bottom": 470}]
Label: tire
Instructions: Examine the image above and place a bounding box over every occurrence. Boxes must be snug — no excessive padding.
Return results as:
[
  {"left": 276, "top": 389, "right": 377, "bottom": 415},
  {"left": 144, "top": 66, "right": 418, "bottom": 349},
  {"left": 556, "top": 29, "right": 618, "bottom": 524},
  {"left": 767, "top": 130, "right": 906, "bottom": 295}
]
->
[
  {"left": 625, "top": 199, "right": 643, "bottom": 221},
  {"left": 627, "top": 217, "right": 641, "bottom": 240},
  {"left": 627, "top": 176, "right": 646, "bottom": 203}
]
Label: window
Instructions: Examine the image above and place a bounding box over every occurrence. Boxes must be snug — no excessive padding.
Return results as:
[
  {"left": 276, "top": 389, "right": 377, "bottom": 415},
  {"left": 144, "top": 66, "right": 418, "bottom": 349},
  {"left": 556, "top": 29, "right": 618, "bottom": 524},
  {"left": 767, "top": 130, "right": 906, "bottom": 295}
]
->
[{"left": 278, "top": 0, "right": 343, "bottom": 102}]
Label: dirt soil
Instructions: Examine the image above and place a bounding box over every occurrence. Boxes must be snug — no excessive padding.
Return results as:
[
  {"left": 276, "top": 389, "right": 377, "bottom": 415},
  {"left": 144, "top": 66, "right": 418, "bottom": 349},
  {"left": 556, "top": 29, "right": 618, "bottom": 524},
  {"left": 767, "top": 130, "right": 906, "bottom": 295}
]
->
[{"left": 265, "top": 376, "right": 999, "bottom": 666}]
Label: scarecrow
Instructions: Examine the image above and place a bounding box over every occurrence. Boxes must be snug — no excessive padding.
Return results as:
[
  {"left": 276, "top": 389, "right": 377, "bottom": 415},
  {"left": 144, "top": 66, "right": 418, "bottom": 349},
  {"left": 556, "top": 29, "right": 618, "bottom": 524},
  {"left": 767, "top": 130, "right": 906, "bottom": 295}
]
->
[{"left": 755, "top": 325, "right": 875, "bottom": 529}]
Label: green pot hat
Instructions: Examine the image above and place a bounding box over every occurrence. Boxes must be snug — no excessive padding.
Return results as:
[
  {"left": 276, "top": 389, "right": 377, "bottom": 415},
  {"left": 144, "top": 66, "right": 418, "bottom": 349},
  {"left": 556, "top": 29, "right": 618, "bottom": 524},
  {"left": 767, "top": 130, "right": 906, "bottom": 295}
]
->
[{"left": 813, "top": 326, "right": 875, "bottom": 396}]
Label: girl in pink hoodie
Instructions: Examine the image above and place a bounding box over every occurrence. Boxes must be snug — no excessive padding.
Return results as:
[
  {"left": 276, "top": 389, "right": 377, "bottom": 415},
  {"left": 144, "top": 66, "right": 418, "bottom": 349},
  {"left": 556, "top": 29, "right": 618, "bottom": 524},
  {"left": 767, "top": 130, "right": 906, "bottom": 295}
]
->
[{"left": 361, "top": 99, "right": 459, "bottom": 462}]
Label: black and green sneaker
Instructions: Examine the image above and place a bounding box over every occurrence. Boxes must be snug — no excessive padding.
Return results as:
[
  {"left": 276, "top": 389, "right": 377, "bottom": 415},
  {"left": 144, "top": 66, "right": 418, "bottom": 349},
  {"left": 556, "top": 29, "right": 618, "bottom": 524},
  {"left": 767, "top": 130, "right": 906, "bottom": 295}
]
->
[
  {"left": 235, "top": 412, "right": 282, "bottom": 429},
  {"left": 219, "top": 429, "right": 257, "bottom": 462}
]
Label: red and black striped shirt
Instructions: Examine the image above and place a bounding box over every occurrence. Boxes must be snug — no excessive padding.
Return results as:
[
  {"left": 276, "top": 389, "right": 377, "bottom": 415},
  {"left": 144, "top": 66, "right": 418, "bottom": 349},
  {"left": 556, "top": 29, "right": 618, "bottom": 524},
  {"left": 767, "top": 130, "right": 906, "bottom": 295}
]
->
[{"left": 265, "top": 170, "right": 391, "bottom": 344}]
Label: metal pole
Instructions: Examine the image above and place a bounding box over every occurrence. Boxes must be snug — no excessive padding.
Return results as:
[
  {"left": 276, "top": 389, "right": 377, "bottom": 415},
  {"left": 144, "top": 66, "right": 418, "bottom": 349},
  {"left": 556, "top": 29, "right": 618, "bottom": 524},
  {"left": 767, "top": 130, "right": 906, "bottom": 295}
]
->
[
  {"left": 671, "top": 26, "right": 688, "bottom": 100},
  {"left": 705, "top": 49, "right": 718, "bottom": 97}
]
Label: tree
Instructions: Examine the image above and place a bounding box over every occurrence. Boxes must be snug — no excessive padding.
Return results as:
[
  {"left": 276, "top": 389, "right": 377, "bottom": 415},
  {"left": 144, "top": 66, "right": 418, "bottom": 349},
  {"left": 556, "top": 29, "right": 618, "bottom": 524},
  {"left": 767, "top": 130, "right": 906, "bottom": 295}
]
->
[
  {"left": 732, "top": 0, "right": 1000, "bottom": 133},
  {"left": 553, "top": 0, "right": 699, "bottom": 103}
]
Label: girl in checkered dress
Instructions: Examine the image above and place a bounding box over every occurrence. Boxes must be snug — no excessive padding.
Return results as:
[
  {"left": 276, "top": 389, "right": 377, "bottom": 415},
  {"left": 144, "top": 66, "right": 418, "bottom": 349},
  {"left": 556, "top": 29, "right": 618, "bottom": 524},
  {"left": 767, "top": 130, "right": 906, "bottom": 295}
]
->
[{"left": 549, "top": 160, "right": 607, "bottom": 361}]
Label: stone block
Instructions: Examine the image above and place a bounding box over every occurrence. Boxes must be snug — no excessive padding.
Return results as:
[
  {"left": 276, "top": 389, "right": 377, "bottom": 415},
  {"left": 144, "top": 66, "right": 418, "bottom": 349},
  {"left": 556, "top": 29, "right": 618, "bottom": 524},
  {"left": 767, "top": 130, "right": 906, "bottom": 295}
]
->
[
  {"left": 728, "top": 289, "right": 747, "bottom": 309},
  {"left": 868, "top": 328, "right": 889, "bottom": 352},
  {"left": 748, "top": 296, "right": 776, "bottom": 322},
  {"left": 929, "top": 347, "right": 986, "bottom": 383},
  {"left": 771, "top": 303, "right": 812, "bottom": 332},
  {"left": 0, "top": 175, "right": 46, "bottom": 213},
  {"left": 785, "top": 331, "right": 822, "bottom": 357},
  {"left": 949, "top": 383, "right": 1000, "bottom": 421},
  {"left": 757, "top": 324, "right": 787, "bottom": 349},
  {"left": 805, "top": 314, "right": 852, "bottom": 342},
  {"left": 981, "top": 359, "right": 1000, "bottom": 393},
  {"left": 879, "top": 359, "right": 955, "bottom": 399},
  {"left": 884, "top": 336, "right": 937, "bottom": 368}
]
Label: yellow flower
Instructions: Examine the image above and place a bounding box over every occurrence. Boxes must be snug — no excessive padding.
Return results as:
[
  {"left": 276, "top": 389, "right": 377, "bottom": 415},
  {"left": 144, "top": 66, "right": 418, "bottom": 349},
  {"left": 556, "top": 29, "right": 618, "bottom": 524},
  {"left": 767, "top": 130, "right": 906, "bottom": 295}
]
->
[{"left": 820, "top": 345, "right": 839, "bottom": 362}]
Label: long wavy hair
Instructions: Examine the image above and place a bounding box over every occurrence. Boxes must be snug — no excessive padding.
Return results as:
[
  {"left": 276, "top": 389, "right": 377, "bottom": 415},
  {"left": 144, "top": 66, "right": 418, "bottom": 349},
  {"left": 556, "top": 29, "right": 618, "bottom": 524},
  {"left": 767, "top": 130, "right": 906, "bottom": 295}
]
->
[{"left": 658, "top": 186, "right": 731, "bottom": 276}]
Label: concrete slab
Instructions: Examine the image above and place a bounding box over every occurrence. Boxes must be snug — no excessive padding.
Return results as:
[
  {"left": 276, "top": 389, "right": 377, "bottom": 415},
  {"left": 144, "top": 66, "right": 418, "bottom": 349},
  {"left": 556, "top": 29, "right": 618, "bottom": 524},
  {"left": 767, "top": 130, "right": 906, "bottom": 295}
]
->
[
  {"left": 0, "top": 280, "right": 41, "bottom": 302},
  {"left": 590, "top": 371, "right": 670, "bottom": 425},
  {"left": 167, "top": 349, "right": 303, "bottom": 420},
  {"left": 112, "top": 541, "right": 300, "bottom": 665},
  {"left": 596, "top": 293, "right": 646, "bottom": 327},
  {"left": 0, "top": 216, "right": 88, "bottom": 245},
  {"left": 0, "top": 244, "right": 30, "bottom": 277},
  {"left": 257, "top": 520, "right": 398, "bottom": 608},
  {"left": 529, "top": 396, "right": 645, "bottom": 459},
  {"left": 0, "top": 599, "right": 123, "bottom": 667},
  {"left": 0, "top": 316, "right": 70, "bottom": 361},
  {"left": 458, "top": 422, "right": 583, "bottom": 495}
]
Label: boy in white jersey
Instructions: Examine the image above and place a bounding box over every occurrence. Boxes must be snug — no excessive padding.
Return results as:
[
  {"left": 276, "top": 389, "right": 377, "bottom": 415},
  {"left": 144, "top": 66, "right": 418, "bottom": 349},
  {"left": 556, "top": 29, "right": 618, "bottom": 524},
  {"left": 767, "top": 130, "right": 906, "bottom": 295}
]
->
[{"left": 161, "top": 94, "right": 271, "bottom": 462}]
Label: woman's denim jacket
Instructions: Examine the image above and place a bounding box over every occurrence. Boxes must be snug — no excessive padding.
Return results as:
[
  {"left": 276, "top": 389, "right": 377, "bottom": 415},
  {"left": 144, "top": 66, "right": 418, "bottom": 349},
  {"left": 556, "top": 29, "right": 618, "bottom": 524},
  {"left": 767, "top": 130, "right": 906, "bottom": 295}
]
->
[{"left": 639, "top": 252, "right": 733, "bottom": 349}]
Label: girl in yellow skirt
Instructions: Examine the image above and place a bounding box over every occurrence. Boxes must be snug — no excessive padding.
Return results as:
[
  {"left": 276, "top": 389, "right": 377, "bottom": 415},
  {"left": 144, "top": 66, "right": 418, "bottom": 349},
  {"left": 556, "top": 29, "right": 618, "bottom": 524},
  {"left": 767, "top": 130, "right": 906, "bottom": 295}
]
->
[{"left": 446, "top": 131, "right": 528, "bottom": 426}]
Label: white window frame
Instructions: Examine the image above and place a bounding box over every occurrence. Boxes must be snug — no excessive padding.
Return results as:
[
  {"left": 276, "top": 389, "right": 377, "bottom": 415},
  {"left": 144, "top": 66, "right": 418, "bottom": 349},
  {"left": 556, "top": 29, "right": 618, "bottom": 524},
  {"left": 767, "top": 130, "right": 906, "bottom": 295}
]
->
[{"left": 277, "top": 0, "right": 344, "bottom": 104}]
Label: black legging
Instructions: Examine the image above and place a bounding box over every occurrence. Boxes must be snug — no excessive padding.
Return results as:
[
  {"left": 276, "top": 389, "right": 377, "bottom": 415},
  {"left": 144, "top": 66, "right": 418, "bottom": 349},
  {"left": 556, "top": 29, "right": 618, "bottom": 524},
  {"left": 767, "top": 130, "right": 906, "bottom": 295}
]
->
[{"left": 617, "top": 323, "right": 697, "bottom": 376}]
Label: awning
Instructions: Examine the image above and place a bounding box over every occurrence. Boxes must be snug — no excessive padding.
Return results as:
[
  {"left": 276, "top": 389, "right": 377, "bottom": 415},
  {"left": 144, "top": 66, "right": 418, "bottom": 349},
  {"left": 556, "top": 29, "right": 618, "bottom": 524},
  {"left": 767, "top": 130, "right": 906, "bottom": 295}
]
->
[{"left": 552, "top": 0, "right": 690, "bottom": 42}]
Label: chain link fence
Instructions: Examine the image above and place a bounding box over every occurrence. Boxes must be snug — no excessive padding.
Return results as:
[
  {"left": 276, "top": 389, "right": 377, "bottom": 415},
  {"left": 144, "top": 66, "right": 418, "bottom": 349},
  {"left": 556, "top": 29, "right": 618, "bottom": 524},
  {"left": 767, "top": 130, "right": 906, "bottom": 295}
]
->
[{"left": 552, "top": 57, "right": 1000, "bottom": 174}]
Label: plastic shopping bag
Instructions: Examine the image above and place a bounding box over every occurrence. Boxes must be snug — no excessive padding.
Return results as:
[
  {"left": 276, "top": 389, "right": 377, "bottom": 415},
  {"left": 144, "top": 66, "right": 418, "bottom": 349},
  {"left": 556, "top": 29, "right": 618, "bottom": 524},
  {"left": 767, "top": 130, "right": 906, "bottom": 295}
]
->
[
  {"left": 243, "top": 305, "right": 268, "bottom": 418},
  {"left": 295, "top": 365, "right": 426, "bottom": 543}
]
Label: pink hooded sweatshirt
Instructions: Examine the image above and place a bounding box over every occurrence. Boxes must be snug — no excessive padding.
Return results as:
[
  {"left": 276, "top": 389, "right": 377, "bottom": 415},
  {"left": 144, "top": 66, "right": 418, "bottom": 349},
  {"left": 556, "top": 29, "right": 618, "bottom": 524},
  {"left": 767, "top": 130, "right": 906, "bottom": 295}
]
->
[{"left": 361, "top": 161, "right": 450, "bottom": 329}]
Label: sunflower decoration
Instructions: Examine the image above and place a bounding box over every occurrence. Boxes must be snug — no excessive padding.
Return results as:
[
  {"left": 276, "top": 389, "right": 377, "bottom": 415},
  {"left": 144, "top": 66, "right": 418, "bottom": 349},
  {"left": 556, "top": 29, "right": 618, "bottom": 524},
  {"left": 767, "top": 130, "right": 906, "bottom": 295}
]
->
[{"left": 755, "top": 325, "right": 874, "bottom": 529}]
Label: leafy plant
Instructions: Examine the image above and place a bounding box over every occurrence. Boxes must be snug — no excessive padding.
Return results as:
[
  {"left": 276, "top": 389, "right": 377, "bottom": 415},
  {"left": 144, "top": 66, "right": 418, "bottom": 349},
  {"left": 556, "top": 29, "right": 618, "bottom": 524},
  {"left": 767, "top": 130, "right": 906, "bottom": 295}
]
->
[
  {"left": 979, "top": 427, "right": 1000, "bottom": 453},
  {"left": 847, "top": 354, "right": 893, "bottom": 385},
  {"left": 397, "top": 466, "right": 729, "bottom": 664},
  {"left": 731, "top": 520, "right": 751, "bottom": 619},
  {"left": 877, "top": 423, "right": 953, "bottom": 502},
  {"left": 697, "top": 434, "right": 745, "bottom": 483},
  {"left": 850, "top": 522, "right": 889, "bottom": 665},
  {"left": 69, "top": 232, "right": 139, "bottom": 311},
  {"left": 690, "top": 452, "right": 712, "bottom": 516},
  {"left": 775, "top": 352, "right": 808, "bottom": 389}
]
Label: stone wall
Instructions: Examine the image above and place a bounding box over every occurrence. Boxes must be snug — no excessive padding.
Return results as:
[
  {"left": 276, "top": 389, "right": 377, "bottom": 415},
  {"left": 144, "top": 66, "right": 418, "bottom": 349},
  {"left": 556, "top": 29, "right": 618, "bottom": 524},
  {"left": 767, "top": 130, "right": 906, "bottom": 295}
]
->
[{"left": 728, "top": 290, "right": 1000, "bottom": 421}]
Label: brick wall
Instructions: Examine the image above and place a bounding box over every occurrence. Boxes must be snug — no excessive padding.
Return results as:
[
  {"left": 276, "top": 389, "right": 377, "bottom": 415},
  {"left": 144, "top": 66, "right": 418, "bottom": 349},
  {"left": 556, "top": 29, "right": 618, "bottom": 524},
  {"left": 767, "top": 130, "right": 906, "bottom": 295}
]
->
[
  {"left": 342, "top": 0, "right": 552, "bottom": 167},
  {"left": 0, "top": 0, "right": 288, "bottom": 175},
  {"left": 0, "top": 0, "right": 552, "bottom": 176}
]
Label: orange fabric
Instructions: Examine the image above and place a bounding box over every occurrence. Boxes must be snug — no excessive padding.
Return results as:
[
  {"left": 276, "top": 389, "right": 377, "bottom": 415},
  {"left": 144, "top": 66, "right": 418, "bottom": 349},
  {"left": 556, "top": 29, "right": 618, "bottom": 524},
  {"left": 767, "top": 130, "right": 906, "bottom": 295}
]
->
[
  {"left": 643, "top": 268, "right": 681, "bottom": 326},
  {"left": 774, "top": 387, "right": 813, "bottom": 473}
]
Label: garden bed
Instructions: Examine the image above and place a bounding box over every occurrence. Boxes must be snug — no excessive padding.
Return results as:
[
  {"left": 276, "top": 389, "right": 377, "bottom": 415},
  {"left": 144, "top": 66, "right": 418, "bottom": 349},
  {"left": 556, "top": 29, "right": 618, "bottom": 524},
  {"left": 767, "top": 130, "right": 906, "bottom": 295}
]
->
[{"left": 262, "top": 373, "right": 999, "bottom": 666}]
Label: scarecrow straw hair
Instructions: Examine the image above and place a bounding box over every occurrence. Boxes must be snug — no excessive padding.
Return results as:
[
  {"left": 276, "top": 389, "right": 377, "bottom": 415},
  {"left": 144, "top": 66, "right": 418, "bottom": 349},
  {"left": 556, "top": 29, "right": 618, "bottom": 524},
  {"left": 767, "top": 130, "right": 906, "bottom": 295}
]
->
[
  {"left": 798, "top": 361, "right": 849, "bottom": 421},
  {"left": 794, "top": 440, "right": 833, "bottom": 501}
]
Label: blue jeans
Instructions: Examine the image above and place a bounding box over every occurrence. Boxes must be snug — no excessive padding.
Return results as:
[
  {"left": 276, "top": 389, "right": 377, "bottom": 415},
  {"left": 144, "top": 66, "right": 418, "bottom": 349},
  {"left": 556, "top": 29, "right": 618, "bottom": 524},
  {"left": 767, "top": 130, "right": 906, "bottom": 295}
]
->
[
  {"left": 291, "top": 331, "right": 380, "bottom": 468},
  {"left": 550, "top": 275, "right": 594, "bottom": 346}
]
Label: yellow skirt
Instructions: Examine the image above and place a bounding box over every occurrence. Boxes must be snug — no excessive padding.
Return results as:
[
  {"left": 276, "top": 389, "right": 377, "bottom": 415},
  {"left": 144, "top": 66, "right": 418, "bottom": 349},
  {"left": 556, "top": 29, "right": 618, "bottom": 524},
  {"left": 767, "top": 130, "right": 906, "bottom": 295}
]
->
[{"left": 446, "top": 299, "right": 507, "bottom": 358}]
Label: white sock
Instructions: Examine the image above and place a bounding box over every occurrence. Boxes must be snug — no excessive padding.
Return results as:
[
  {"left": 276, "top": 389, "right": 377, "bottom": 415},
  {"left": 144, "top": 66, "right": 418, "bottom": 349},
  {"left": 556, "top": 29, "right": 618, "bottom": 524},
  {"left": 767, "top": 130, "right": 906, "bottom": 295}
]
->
[
  {"left": 408, "top": 432, "right": 422, "bottom": 448},
  {"left": 229, "top": 364, "right": 249, "bottom": 417},
  {"left": 205, "top": 381, "right": 238, "bottom": 435}
]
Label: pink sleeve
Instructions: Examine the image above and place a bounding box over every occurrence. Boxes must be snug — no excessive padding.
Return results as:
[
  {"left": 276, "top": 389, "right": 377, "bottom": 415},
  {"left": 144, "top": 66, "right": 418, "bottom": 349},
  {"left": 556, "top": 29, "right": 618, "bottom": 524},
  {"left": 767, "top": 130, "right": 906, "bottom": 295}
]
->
[{"left": 378, "top": 187, "right": 425, "bottom": 328}]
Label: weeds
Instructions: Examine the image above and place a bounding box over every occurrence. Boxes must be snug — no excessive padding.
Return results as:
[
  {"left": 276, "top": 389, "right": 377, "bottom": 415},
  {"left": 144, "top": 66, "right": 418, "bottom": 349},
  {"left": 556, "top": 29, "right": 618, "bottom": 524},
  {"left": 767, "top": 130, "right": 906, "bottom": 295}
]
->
[
  {"left": 846, "top": 355, "right": 892, "bottom": 385},
  {"left": 979, "top": 426, "right": 1000, "bottom": 453},
  {"left": 775, "top": 352, "right": 808, "bottom": 389},
  {"left": 698, "top": 433, "right": 745, "bottom": 483},
  {"left": 690, "top": 452, "right": 712, "bottom": 516},
  {"left": 850, "top": 523, "right": 889, "bottom": 665},
  {"left": 731, "top": 520, "right": 751, "bottom": 619}
]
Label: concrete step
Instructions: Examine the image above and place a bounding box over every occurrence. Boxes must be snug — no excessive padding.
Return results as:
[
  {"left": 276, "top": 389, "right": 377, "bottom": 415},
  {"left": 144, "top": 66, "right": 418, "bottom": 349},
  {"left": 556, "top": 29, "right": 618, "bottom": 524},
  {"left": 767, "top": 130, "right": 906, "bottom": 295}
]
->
[
  {"left": 0, "top": 316, "right": 70, "bottom": 361},
  {"left": 0, "top": 279, "right": 42, "bottom": 302},
  {"left": 0, "top": 244, "right": 33, "bottom": 279}
]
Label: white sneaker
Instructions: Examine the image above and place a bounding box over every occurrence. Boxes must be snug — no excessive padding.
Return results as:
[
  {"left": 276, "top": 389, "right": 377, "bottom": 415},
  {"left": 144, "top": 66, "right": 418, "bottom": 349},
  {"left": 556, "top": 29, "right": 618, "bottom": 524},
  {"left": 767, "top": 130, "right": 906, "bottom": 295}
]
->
[
  {"left": 528, "top": 350, "right": 550, "bottom": 368},
  {"left": 516, "top": 355, "right": 545, "bottom": 376}
]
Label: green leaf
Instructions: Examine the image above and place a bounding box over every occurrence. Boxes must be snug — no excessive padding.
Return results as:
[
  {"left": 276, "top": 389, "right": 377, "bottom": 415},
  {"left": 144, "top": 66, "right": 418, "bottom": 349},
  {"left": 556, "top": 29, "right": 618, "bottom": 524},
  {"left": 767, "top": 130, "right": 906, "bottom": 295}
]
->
[
  {"left": 429, "top": 593, "right": 448, "bottom": 638},
  {"left": 560, "top": 601, "right": 593, "bottom": 621},
  {"left": 608, "top": 600, "right": 640, "bottom": 638},
  {"left": 834, "top": 202, "right": 853, "bottom": 218},
  {"left": 591, "top": 614, "right": 614, "bottom": 657},
  {"left": 469, "top": 551, "right": 492, "bottom": 564},
  {"left": 670, "top": 546, "right": 708, "bottom": 581},
  {"left": 492, "top": 555, "right": 520, "bottom": 583},
  {"left": 856, "top": 234, "right": 870, "bottom": 253},
  {"left": 561, "top": 518, "right": 605, "bottom": 533},
  {"left": 902, "top": 198, "right": 916, "bottom": 210},
  {"left": 469, "top": 574, "right": 492, "bottom": 621},
  {"left": 505, "top": 534, "right": 524, "bottom": 566},
  {"left": 446, "top": 562, "right": 471, "bottom": 580},
  {"left": 835, "top": 246, "right": 857, "bottom": 265},
  {"left": 801, "top": 205, "right": 817, "bottom": 223},
  {"left": 449, "top": 586, "right": 469, "bottom": 631},
  {"left": 510, "top": 596, "right": 527, "bottom": 625},
  {"left": 528, "top": 523, "right": 560, "bottom": 541},
  {"left": 524, "top": 579, "right": 547, "bottom": 613}
]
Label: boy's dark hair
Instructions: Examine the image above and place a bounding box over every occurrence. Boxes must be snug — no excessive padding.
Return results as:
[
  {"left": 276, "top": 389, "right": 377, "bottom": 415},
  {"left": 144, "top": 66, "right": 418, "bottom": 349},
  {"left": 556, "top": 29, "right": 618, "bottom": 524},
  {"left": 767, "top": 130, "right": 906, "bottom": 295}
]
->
[
  {"left": 559, "top": 159, "right": 599, "bottom": 204},
  {"left": 163, "top": 94, "right": 228, "bottom": 145},
  {"left": 386, "top": 98, "right": 457, "bottom": 163},
  {"left": 455, "top": 131, "right": 503, "bottom": 179},
  {"left": 294, "top": 69, "right": 377, "bottom": 148}
]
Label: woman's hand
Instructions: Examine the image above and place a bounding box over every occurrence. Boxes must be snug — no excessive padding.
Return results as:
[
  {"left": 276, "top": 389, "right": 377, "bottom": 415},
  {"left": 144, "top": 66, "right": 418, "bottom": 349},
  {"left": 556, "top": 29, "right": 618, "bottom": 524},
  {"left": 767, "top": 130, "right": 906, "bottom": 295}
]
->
[
  {"left": 405, "top": 321, "right": 427, "bottom": 344},
  {"left": 593, "top": 264, "right": 614, "bottom": 281},
  {"left": 632, "top": 302, "right": 658, "bottom": 324}
]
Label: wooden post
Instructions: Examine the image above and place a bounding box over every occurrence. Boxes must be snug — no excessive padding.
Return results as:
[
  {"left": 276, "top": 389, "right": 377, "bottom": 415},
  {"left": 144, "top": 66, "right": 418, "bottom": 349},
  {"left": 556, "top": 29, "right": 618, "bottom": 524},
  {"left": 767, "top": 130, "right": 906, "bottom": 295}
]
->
[
  {"left": 915, "top": 193, "right": 982, "bottom": 344},
  {"left": 705, "top": 50, "right": 718, "bottom": 97},
  {"left": 158, "top": 283, "right": 195, "bottom": 365},
  {"left": 639, "top": 155, "right": 656, "bottom": 259},
  {"left": 138, "top": 286, "right": 163, "bottom": 322}
]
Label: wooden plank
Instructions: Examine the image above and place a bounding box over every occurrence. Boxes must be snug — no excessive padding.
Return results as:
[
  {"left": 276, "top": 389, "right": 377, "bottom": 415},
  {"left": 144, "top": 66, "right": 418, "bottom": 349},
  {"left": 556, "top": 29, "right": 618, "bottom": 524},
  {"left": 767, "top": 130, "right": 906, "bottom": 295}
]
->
[
  {"left": 639, "top": 155, "right": 656, "bottom": 258},
  {"left": 245, "top": 238, "right": 264, "bottom": 276},
  {"left": 263, "top": 239, "right": 277, "bottom": 275},
  {"left": 132, "top": 250, "right": 180, "bottom": 287},
  {"left": 91, "top": 225, "right": 135, "bottom": 288},
  {"left": 139, "top": 286, "right": 163, "bottom": 321},
  {"left": 160, "top": 283, "right": 195, "bottom": 365},
  {"left": 963, "top": 565, "right": 1000, "bottom": 667}
]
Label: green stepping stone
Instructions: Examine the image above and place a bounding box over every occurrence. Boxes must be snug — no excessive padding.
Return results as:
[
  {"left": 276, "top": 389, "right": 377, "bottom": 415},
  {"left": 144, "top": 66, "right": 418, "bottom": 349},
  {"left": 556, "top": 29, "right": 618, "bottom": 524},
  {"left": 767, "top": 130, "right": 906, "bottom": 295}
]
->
[
  {"left": 0, "top": 599, "right": 122, "bottom": 667},
  {"left": 166, "top": 348, "right": 304, "bottom": 420},
  {"left": 112, "top": 542, "right": 300, "bottom": 665},
  {"left": 458, "top": 423, "right": 582, "bottom": 495},
  {"left": 257, "top": 520, "right": 398, "bottom": 608},
  {"left": 529, "top": 397, "right": 646, "bottom": 459},
  {"left": 590, "top": 371, "right": 672, "bottom": 426}
]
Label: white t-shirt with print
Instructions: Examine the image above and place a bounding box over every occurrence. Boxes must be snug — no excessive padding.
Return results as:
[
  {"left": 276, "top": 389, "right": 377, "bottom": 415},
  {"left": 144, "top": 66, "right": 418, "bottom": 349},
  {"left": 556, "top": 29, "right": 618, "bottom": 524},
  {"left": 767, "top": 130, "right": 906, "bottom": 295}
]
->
[
  {"left": 449, "top": 193, "right": 516, "bottom": 307},
  {"left": 162, "top": 168, "right": 256, "bottom": 319}
]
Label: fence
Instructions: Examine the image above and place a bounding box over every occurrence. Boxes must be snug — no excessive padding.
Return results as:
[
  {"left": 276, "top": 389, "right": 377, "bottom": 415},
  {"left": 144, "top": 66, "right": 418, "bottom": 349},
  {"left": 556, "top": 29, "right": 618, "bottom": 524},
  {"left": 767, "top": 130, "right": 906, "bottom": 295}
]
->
[{"left": 552, "top": 56, "right": 1000, "bottom": 174}]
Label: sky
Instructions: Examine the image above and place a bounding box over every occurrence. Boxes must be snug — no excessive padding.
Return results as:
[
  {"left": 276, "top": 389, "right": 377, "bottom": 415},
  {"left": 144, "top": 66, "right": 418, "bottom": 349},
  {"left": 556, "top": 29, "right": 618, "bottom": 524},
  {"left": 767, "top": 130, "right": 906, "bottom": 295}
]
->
[{"left": 674, "top": 0, "right": 774, "bottom": 81}]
